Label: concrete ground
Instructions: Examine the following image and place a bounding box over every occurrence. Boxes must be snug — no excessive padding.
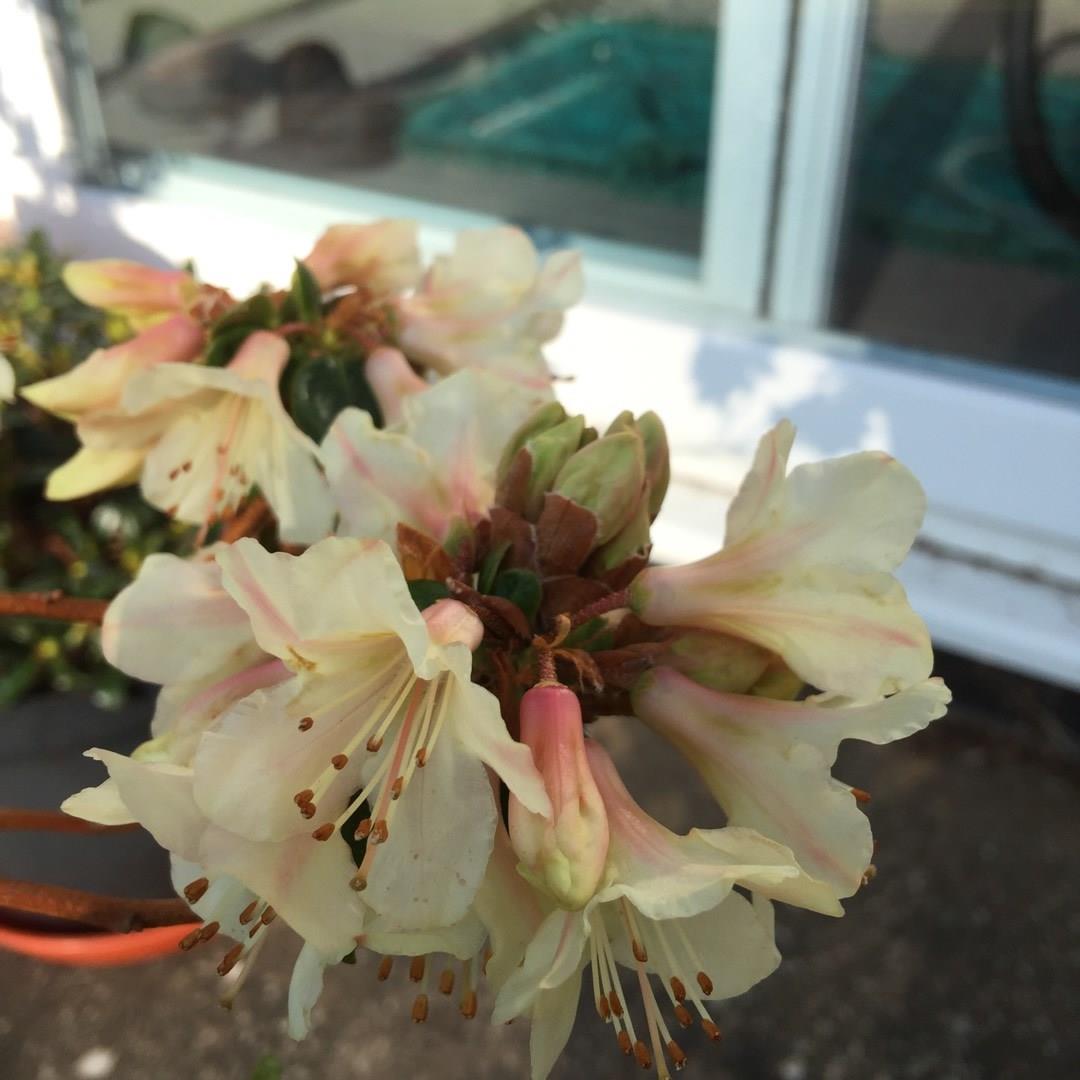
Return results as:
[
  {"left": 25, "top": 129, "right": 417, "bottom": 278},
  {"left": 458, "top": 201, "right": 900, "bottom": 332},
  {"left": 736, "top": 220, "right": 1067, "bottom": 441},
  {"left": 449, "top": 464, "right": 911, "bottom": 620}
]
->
[{"left": 0, "top": 652, "right": 1077, "bottom": 1080}]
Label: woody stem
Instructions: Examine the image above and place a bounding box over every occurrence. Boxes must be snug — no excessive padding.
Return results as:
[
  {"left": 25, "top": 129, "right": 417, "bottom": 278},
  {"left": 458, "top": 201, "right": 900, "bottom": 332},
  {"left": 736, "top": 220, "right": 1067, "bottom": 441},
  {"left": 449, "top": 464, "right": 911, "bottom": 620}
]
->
[
  {"left": 0, "top": 878, "right": 194, "bottom": 933},
  {"left": 0, "top": 591, "right": 108, "bottom": 625},
  {"left": 0, "top": 808, "right": 138, "bottom": 835},
  {"left": 569, "top": 588, "right": 630, "bottom": 628}
]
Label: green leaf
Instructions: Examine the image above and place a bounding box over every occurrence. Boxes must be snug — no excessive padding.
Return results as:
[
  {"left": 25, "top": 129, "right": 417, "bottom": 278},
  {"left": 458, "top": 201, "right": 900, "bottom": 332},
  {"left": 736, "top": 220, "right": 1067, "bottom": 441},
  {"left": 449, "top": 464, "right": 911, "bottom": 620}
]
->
[
  {"left": 286, "top": 354, "right": 383, "bottom": 442},
  {"left": 213, "top": 292, "right": 276, "bottom": 335},
  {"left": 477, "top": 539, "right": 511, "bottom": 595},
  {"left": 408, "top": 579, "right": 450, "bottom": 610},
  {"left": 204, "top": 324, "right": 257, "bottom": 367},
  {"left": 287, "top": 259, "right": 322, "bottom": 324},
  {"left": 492, "top": 568, "right": 542, "bottom": 624},
  {"left": 249, "top": 1055, "right": 283, "bottom": 1080}
]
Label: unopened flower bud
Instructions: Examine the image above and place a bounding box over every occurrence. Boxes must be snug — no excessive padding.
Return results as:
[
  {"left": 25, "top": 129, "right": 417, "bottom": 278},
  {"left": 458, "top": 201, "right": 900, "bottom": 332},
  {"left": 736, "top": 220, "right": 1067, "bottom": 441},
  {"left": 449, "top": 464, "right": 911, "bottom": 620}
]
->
[
  {"left": 62, "top": 259, "right": 193, "bottom": 321},
  {"left": 508, "top": 684, "right": 609, "bottom": 909},
  {"left": 588, "top": 497, "right": 651, "bottom": 574},
  {"left": 636, "top": 411, "right": 670, "bottom": 519},
  {"left": 521, "top": 415, "right": 586, "bottom": 518},
  {"left": 302, "top": 220, "right": 421, "bottom": 294},
  {"left": 496, "top": 401, "right": 568, "bottom": 486},
  {"left": 553, "top": 431, "right": 646, "bottom": 544},
  {"left": 422, "top": 598, "right": 484, "bottom": 651}
]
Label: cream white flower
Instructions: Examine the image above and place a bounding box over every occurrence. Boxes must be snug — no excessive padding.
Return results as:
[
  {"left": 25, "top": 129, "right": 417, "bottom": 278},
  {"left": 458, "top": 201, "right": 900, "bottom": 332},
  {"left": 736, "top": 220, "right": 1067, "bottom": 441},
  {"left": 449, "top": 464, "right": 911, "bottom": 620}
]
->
[
  {"left": 20, "top": 314, "right": 205, "bottom": 499},
  {"left": 395, "top": 226, "right": 583, "bottom": 388},
  {"left": 493, "top": 740, "right": 840, "bottom": 1080},
  {"left": 62, "top": 258, "right": 198, "bottom": 328},
  {"left": 633, "top": 667, "right": 951, "bottom": 898},
  {"left": 186, "top": 537, "right": 550, "bottom": 931},
  {"left": 302, "top": 219, "right": 421, "bottom": 296},
  {"left": 321, "top": 366, "right": 545, "bottom": 547},
  {"left": 124, "top": 331, "right": 333, "bottom": 544},
  {"left": 630, "top": 420, "right": 933, "bottom": 700},
  {"left": 0, "top": 353, "right": 13, "bottom": 429}
]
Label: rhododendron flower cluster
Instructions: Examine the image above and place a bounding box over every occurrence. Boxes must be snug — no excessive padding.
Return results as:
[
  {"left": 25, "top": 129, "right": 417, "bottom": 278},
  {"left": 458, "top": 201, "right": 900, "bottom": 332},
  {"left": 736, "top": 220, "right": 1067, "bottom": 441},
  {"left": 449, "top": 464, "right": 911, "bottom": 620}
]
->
[{"left": 26, "top": 220, "right": 951, "bottom": 1079}]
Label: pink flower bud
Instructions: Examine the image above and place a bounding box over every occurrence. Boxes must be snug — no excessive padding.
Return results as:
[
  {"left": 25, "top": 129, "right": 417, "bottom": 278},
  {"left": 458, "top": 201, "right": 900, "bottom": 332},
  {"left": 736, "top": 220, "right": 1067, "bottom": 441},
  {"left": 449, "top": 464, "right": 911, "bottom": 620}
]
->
[
  {"left": 302, "top": 220, "right": 421, "bottom": 294},
  {"left": 508, "top": 684, "right": 609, "bottom": 909},
  {"left": 422, "top": 598, "right": 484, "bottom": 652},
  {"left": 365, "top": 346, "right": 426, "bottom": 424}
]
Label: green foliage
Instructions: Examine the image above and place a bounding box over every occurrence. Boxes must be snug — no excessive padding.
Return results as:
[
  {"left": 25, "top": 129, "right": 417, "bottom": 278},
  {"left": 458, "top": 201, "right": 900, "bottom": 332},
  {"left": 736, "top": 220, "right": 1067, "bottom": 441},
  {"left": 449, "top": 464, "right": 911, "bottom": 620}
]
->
[
  {"left": 249, "top": 1055, "right": 283, "bottom": 1080},
  {"left": 407, "top": 579, "right": 451, "bottom": 610},
  {"left": 286, "top": 351, "right": 382, "bottom": 442},
  {"left": 491, "top": 568, "right": 542, "bottom": 624},
  {"left": 0, "top": 230, "right": 189, "bottom": 708}
]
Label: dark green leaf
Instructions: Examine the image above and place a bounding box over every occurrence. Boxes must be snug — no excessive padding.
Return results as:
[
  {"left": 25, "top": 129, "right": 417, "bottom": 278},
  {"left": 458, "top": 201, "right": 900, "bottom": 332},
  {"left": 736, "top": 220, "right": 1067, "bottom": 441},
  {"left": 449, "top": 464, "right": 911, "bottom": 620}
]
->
[
  {"left": 213, "top": 292, "right": 276, "bottom": 334},
  {"left": 492, "top": 568, "right": 542, "bottom": 625},
  {"left": 408, "top": 579, "right": 451, "bottom": 611},
  {"left": 287, "top": 259, "right": 322, "bottom": 324},
  {"left": 286, "top": 354, "right": 382, "bottom": 442},
  {"left": 477, "top": 539, "right": 511, "bottom": 595},
  {"left": 249, "top": 1055, "right": 283, "bottom": 1080},
  {"left": 204, "top": 324, "right": 257, "bottom": 367}
]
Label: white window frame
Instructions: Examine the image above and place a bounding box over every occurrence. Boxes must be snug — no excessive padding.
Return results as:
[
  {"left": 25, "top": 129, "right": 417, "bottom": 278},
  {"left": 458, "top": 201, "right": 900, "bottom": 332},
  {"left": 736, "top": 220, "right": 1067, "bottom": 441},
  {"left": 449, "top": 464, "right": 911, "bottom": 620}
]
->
[{"left": 4, "top": 0, "right": 1080, "bottom": 688}]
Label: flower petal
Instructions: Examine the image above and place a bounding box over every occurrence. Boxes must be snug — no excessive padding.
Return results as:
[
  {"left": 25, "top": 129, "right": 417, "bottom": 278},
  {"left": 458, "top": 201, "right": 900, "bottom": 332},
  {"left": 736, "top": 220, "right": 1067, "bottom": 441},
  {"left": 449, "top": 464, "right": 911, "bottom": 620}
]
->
[
  {"left": 215, "top": 537, "right": 429, "bottom": 675},
  {"left": 61, "top": 778, "right": 136, "bottom": 826},
  {"left": 633, "top": 669, "right": 951, "bottom": 896},
  {"left": 530, "top": 978, "right": 582, "bottom": 1080},
  {"left": 287, "top": 942, "right": 332, "bottom": 1040},
  {"left": 44, "top": 446, "right": 145, "bottom": 500},
  {"left": 102, "top": 550, "right": 257, "bottom": 685}
]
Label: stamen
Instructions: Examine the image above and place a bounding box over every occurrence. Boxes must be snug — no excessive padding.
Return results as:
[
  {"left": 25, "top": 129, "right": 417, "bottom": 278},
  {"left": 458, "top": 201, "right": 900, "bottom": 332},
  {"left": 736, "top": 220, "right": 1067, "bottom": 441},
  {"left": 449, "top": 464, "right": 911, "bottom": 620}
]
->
[
  {"left": 459, "top": 957, "right": 477, "bottom": 1019},
  {"left": 851, "top": 787, "right": 871, "bottom": 804},
  {"left": 667, "top": 1041, "right": 687, "bottom": 1071},
  {"left": 217, "top": 943, "right": 243, "bottom": 976},
  {"left": 370, "top": 819, "right": 389, "bottom": 844},
  {"left": 298, "top": 716, "right": 314, "bottom": 732},
  {"left": 415, "top": 748, "right": 427, "bottom": 767},
  {"left": 199, "top": 921, "right": 220, "bottom": 942},
  {"left": 633, "top": 1042, "right": 652, "bottom": 1070},
  {"left": 293, "top": 789, "right": 314, "bottom": 807},
  {"left": 183, "top": 877, "right": 209, "bottom": 904},
  {"left": 350, "top": 871, "right": 367, "bottom": 892},
  {"left": 179, "top": 927, "right": 202, "bottom": 951},
  {"left": 355, "top": 817, "right": 373, "bottom": 840},
  {"left": 390, "top": 776, "right": 404, "bottom": 800},
  {"left": 331, "top": 754, "right": 349, "bottom": 771},
  {"left": 377, "top": 956, "right": 393, "bottom": 981},
  {"left": 670, "top": 977, "right": 686, "bottom": 1002},
  {"left": 674, "top": 1005, "right": 694, "bottom": 1029},
  {"left": 300, "top": 803, "right": 316, "bottom": 820},
  {"left": 617, "top": 1031, "right": 633, "bottom": 1056},
  {"left": 696, "top": 972, "right": 713, "bottom": 996},
  {"left": 701, "top": 1019, "right": 723, "bottom": 1042},
  {"left": 311, "top": 823, "right": 335, "bottom": 842},
  {"left": 439, "top": 969, "right": 455, "bottom": 995},
  {"left": 411, "top": 994, "right": 429, "bottom": 1023},
  {"left": 260, "top": 907, "right": 276, "bottom": 925},
  {"left": 409, "top": 956, "right": 426, "bottom": 983},
  {"left": 238, "top": 901, "right": 258, "bottom": 925}
]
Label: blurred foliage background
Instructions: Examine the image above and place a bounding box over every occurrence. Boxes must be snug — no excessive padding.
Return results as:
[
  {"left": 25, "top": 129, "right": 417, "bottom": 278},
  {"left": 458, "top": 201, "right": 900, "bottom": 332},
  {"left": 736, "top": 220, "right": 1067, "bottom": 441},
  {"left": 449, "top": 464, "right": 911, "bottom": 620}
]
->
[{"left": 0, "top": 230, "right": 188, "bottom": 708}]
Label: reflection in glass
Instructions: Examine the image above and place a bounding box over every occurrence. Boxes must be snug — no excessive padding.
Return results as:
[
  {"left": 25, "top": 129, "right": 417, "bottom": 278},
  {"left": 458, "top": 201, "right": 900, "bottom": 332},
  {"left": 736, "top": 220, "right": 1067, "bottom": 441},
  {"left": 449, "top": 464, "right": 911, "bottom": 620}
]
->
[{"left": 78, "top": 1, "right": 720, "bottom": 255}]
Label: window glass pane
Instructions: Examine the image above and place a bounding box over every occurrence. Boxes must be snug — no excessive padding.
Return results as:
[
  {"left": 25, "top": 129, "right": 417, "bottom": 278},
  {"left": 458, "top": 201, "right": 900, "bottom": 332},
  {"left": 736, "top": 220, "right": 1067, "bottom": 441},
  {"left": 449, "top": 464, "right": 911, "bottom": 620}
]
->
[
  {"left": 78, "top": 1, "right": 719, "bottom": 256},
  {"left": 833, "top": 0, "right": 1080, "bottom": 380}
]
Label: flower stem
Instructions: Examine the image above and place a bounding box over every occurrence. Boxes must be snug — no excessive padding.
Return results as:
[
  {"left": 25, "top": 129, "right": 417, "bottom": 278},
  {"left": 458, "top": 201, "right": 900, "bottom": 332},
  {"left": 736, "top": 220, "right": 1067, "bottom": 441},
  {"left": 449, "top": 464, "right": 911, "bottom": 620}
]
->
[
  {"left": 0, "top": 591, "right": 108, "bottom": 624},
  {"left": 569, "top": 588, "right": 630, "bottom": 627},
  {"left": 0, "top": 877, "right": 193, "bottom": 933},
  {"left": 0, "top": 808, "right": 138, "bottom": 835}
]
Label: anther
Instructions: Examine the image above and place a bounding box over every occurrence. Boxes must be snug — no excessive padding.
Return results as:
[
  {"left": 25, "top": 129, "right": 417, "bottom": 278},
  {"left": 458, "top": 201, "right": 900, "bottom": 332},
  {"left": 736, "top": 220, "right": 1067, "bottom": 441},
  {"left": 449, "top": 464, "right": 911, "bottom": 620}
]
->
[
  {"left": 409, "top": 956, "right": 426, "bottom": 983},
  {"left": 179, "top": 927, "right": 202, "bottom": 951},
  {"left": 217, "top": 944, "right": 243, "bottom": 976},
  {"left": 376, "top": 956, "right": 393, "bottom": 981},
  {"left": 299, "top": 803, "right": 316, "bottom": 819},
  {"left": 851, "top": 787, "right": 872, "bottom": 804},
  {"left": 670, "top": 976, "right": 686, "bottom": 1002},
  {"left": 293, "top": 789, "right": 314, "bottom": 807},
  {"left": 260, "top": 907, "right": 276, "bottom": 925},
  {"left": 415, "top": 747, "right": 427, "bottom": 767},
  {"left": 366, "top": 735, "right": 383, "bottom": 753},
  {"left": 460, "top": 990, "right": 478, "bottom": 1020},
  {"left": 311, "top": 823, "right": 335, "bottom": 842},
  {"left": 248, "top": 922, "right": 262, "bottom": 939},
  {"left": 371, "top": 819, "right": 389, "bottom": 844},
  {"left": 298, "top": 716, "right": 313, "bottom": 732},
  {"left": 411, "top": 994, "right": 429, "bottom": 1023},
  {"left": 633, "top": 1040, "right": 652, "bottom": 1069},
  {"left": 390, "top": 777, "right": 404, "bottom": 800},
  {"left": 674, "top": 1004, "right": 693, "bottom": 1029},
  {"left": 862, "top": 864, "right": 878, "bottom": 886},
  {"left": 631, "top": 938, "right": 648, "bottom": 964},
  {"left": 183, "top": 877, "right": 209, "bottom": 904},
  {"left": 700, "top": 1018, "right": 722, "bottom": 1042},
  {"left": 331, "top": 754, "right": 348, "bottom": 771},
  {"left": 617, "top": 1031, "right": 633, "bottom": 1056},
  {"left": 350, "top": 872, "right": 367, "bottom": 892},
  {"left": 608, "top": 990, "right": 624, "bottom": 1017},
  {"left": 355, "top": 818, "right": 373, "bottom": 840},
  {"left": 667, "top": 1041, "right": 688, "bottom": 1070},
  {"left": 696, "top": 971, "right": 714, "bottom": 996},
  {"left": 199, "top": 921, "right": 220, "bottom": 942},
  {"left": 238, "top": 900, "right": 258, "bottom": 925},
  {"left": 597, "top": 996, "right": 611, "bottom": 1020},
  {"left": 439, "top": 970, "right": 455, "bottom": 995}
]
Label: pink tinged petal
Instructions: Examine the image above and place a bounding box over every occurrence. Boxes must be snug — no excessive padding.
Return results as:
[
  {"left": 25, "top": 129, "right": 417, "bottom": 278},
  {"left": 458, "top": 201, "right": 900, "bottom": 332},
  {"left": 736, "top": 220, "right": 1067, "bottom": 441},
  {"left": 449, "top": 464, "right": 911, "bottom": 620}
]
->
[
  {"left": 723, "top": 420, "right": 795, "bottom": 547},
  {"left": 422, "top": 599, "right": 483, "bottom": 652},
  {"left": 224, "top": 330, "right": 289, "bottom": 384},
  {"left": 19, "top": 315, "right": 204, "bottom": 419},
  {"left": 633, "top": 668, "right": 951, "bottom": 897},
  {"left": 215, "top": 537, "right": 430, "bottom": 675},
  {"left": 491, "top": 908, "right": 587, "bottom": 1025},
  {"left": 363, "top": 910, "right": 487, "bottom": 961},
  {"left": 102, "top": 551, "right": 256, "bottom": 685},
  {"left": 44, "top": 446, "right": 145, "bottom": 500},
  {"left": 198, "top": 823, "right": 365, "bottom": 956},
  {"left": 168, "top": 857, "right": 256, "bottom": 943},
  {"left": 72, "top": 750, "right": 206, "bottom": 863},
  {"left": 365, "top": 346, "right": 426, "bottom": 424},
  {"left": 362, "top": 715, "right": 498, "bottom": 930},
  {"left": 302, "top": 219, "right": 420, "bottom": 294},
  {"left": 529, "top": 979, "right": 582, "bottom": 1080},
  {"left": 320, "top": 407, "right": 453, "bottom": 544},
  {"left": 509, "top": 684, "right": 608, "bottom": 909},
  {"left": 451, "top": 678, "right": 551, "bottom": 818},
  {"left": 62, "top": 259, "right": 192, "bottom": 316},
  {"left": 586, "top": 740, "right": 841, "bottom": 920}
]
